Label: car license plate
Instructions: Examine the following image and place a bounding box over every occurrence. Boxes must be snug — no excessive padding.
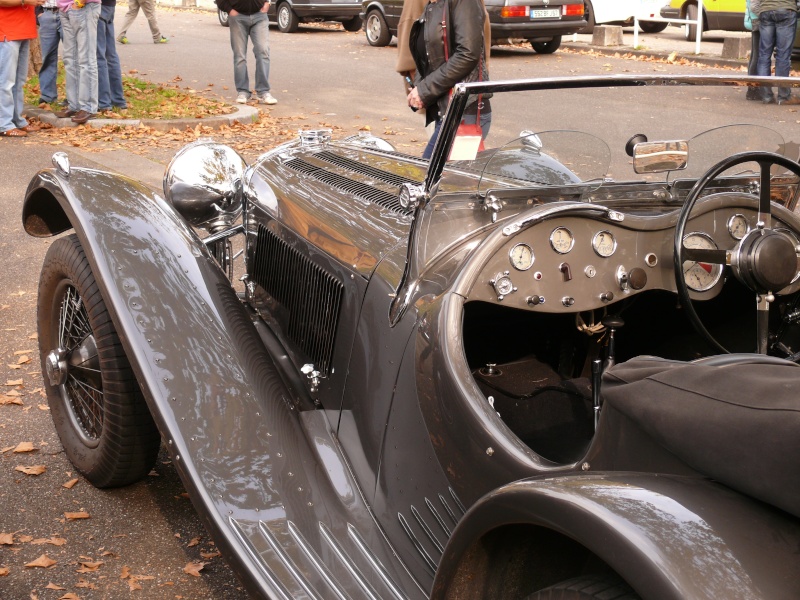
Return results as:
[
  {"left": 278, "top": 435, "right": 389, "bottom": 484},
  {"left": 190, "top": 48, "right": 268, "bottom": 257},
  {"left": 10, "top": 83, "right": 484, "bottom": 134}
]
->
[{"left": 532, "top": 8, "right": 560, "bottom": 18}]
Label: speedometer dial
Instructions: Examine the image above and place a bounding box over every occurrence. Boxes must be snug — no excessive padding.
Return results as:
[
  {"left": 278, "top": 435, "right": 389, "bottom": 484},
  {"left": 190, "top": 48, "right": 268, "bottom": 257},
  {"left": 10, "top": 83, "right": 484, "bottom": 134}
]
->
[
  {"left": 549, "top": 227, "right": 574, "bottom": 254},
  {"left": 727, "top": 214, "right": 749, "bottom": 240},
  {"left": 509, "top": 243, "right": 534, "bottom": 271},
  {"left": 682, "top": 232, "right": 723, "bottom": 292}
]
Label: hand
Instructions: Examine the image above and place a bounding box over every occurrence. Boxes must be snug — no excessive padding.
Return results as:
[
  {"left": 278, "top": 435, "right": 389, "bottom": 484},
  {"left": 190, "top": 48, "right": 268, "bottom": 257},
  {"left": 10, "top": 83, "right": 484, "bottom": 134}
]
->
[
  {"left": 407, "top": 87, "right": 424, "bottom": 111},
  {"left": 229, "top": 8, "right": 238, "bottom": 15},
  {"left": 260, "top": 0, "right": 269, "bottom": 11}
]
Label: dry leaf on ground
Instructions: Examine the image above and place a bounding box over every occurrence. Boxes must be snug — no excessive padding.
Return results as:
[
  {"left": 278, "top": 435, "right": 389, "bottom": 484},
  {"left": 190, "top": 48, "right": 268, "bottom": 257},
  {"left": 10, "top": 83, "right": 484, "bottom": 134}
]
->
[
  {"left": 64, "top": 512, "right": 89, "bottom": 520},
  {"left": 0, "top": 532, "right": 14, "bottom": 544},
  {"left": 45, "top": 582, "right": 65, "bottom": 590},
  {"left": 183, "top": 561, "right": 207, "bottom": 577},
  {"left": 25, "top": 554, "right": 56, "bottom": 568},
  {"left": 15, "top": 465, "right": 46, "bottom": 475},
  {"left": 13, "top": 442, "right": 36, "bottom": 453},
  {"left": 0, "top": 566, "right": 9, "bottom": 576},
  {"left": 62, "top": 478, "right": 79, "bottom": 489}
]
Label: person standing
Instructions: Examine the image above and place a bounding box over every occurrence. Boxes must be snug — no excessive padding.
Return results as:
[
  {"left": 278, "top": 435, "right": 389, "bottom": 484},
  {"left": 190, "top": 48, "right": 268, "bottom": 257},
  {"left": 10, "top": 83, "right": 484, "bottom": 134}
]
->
[
  {"left": 96, "top": 0, "right": 126, "bottom": 111},
  {"left": 745, "top": 0, "right": 761, "bottom": 101},
  {"left": 1, "top": 0, "right": 45, "bottom": 137},
  {"left": 407, "top": 0, "right": 490, "bottom": 159},
  {"left": 116, "top": 0, "right": 166, "bottom": 44},
  {"left": 37, "top": 0, "right": 62, "bottom": 106},
  {"left": 756, "top": 0, "right": 799, "bottom": 104},
  {"left": 56, "top": 0, "right": 101, "bottom": 124},
  {"left": 215, "top": 0, "right": 276, "bottom": 105}
]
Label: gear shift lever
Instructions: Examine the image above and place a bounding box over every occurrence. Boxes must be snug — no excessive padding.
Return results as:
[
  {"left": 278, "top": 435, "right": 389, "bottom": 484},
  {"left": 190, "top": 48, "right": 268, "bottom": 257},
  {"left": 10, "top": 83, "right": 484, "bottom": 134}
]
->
[{"left": 602, "top": 315, "right": 625, "bottom": 370}]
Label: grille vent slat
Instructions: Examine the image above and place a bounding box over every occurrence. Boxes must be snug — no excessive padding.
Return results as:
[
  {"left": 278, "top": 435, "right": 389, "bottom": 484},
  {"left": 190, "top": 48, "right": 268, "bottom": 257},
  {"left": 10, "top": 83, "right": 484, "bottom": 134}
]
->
[
  {"left": 283, "top": 157, "right": 413, "bottom": 216},
  {"left": 314, "top": 151, "right": 421, "bottom": 188},
  {"left": 252, "top": 224, "right": 343, "bottom": 376}
]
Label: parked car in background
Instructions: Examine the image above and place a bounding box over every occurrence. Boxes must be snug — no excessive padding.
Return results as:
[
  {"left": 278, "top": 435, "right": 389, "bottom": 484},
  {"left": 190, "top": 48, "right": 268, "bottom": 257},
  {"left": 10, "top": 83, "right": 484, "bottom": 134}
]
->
[
  {"left": 362, "top": 0, "right": 586, "bottom": 53},
  {"left": 660, "top": 0, "right": 745, "bottom": 40},
  {"left": 581, "top": 0, "right": 668, "bottom": 33},
  {"left": 218, "top": 0, "right": 362, "bottom": 33}
]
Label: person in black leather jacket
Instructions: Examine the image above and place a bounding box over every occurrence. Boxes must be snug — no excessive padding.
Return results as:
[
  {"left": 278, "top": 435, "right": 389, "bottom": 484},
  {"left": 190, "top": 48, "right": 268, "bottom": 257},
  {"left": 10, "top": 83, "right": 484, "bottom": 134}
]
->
[{"left": 407, "top": 0, "right": 491, "bottom": 158}]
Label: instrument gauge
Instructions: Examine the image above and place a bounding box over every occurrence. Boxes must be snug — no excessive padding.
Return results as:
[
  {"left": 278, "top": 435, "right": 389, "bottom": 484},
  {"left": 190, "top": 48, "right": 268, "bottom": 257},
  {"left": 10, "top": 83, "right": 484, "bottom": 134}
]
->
[
  {"left": 682, "top": 232, "right": 723, "bottom": 292},
  {"left": 509, "top": 243, "right": 534, "bottom": 271},
  {"left": 727, "top": 214, "right": 750, "bottom": 240},
  {"left": 549, "top": 227, "right": 574, "bottom": 254},
  {"left": 592, "top": 230, "right": 617, "bottom": 257}
]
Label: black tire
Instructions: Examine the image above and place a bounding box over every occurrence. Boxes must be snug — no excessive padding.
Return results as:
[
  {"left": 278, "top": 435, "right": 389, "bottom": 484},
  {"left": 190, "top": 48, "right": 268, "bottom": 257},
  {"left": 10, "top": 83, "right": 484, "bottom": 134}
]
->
[
  {"left": 532, "top": 36, "right": 562, "bottom": 54},
  {"left": 639, "top": 21, "right": 667, "bottom": 33},
  {"left": 38, "top": 235, "right": 160, "bottom": 488},
  {"left": 684, "top": 3, "right": 700, "bottom": 41},
  {"left": 277, "top": 2, "right": 299, "bottom": 33},
  {"left": 579, "top": 1, "right": 595, "bottom": 34},
  {"left": 218, "top": 8, "right": 229, "bottom": 27},
  {"left": 526, "top": 575, "right": 640, "bottom": 600},
  {"left": 365, "top": 9, "right": 391, "bottom": 46},
  {"left": 342, "top": 15, "right": 362, "bottom": 32}
]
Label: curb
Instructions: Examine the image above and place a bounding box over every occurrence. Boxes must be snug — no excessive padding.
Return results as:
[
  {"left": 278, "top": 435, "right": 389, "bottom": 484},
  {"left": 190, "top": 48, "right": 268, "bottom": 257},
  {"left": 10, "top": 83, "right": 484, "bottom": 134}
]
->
[
  {"left": 561, "top": 41, "right": 748, "bottom": 70},
  {"left": 25, "top": 103, "right": 261, "bottom": 131}
]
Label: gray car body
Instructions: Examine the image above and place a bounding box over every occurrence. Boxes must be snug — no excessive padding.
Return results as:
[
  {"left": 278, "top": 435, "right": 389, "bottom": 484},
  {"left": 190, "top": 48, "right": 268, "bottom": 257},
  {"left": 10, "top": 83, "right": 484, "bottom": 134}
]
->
[{"left": 22, "top": 75, "right": 800, "bottom": 598}]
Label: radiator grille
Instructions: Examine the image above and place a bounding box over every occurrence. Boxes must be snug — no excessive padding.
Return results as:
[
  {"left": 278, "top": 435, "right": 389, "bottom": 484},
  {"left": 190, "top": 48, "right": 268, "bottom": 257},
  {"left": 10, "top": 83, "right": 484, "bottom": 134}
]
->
[
  {"left": 252, "top": 224, "right": 343, "bottom": 376},
  {"left": 314, "top": 151, "right": 421, "bottom": 188},
  {"left": 283, "top": 157, "right": 413, "bottom": 216}
]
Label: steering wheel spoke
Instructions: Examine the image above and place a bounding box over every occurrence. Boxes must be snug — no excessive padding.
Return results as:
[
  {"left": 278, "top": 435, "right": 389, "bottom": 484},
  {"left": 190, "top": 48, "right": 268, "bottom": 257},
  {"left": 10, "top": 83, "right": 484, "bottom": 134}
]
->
[
  {"left": 682, "top": 247, "right": 729, "bottom": 265},
  {"left": 758, "top": 159, "right": 773, "bottom": 226}
]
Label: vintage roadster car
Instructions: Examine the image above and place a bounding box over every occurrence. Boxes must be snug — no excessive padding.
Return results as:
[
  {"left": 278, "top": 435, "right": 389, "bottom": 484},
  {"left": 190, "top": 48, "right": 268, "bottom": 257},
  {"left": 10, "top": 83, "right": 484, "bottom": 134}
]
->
[{"left": 21, "top": 75, "right": 800, "bottom": 599}]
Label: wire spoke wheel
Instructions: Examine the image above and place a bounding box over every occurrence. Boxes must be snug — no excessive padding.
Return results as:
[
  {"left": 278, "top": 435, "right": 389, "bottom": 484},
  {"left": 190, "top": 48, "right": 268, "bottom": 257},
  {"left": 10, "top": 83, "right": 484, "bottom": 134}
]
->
[{"left": 39, "top": 234, "right": 160, "bottom": 488}]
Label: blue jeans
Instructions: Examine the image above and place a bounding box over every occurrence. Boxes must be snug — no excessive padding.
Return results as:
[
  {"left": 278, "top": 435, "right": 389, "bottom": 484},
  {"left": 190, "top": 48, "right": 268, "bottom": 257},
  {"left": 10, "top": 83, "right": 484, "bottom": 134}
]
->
[
  {"left": 757, "top": 9, "right": 798, "bottom": 100},
  {"left": 229, "top": 11, "right": 271, "bottom": 96},
  {"left": 0, "top": 39, "right": 30, "bottom": 132},
  {"left": 423, "top": 111, "right": 492, "bottom": 159},
  {"left": 97, "top": 4, "right": 126, "bottom": 109},
  {"left": 38, "top": 10, "right": 62, "bottom": 103},
  {"left": 62, "top": 2, "right": 101, "bottom": 113}
]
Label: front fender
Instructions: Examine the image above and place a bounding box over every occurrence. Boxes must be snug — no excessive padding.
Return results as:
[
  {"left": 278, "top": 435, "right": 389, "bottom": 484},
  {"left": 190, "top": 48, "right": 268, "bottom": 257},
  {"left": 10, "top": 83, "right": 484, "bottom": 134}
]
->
[{"left": 433, "top": 473, "right": 800, "bottom": 600}]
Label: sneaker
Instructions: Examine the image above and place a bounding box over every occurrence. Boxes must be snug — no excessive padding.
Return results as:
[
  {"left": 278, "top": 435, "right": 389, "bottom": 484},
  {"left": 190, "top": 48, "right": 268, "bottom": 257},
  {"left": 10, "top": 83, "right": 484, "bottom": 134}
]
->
[
  {"left": 258, "top": 92, "right": 278, "bottom": 105},
  {"left": 155, "top": 36, "right": 168, "bottom": 44},
  {"left": 778, "top": 96, "right": 800, "bottom": 105},
  {"left": 762, "top": 95, "right": 776, "bottom": 105},
  {"left": 118, "top": 36, "right": 129, "bottom": 44},
  {"left": 236, "top": 92, "right": 250, "bottom": 104}
]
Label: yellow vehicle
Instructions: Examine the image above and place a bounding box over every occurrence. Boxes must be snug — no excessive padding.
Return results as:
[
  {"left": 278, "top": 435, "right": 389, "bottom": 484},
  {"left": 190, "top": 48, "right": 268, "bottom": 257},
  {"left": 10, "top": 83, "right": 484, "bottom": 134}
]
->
[{"left": 661, "top": 0, "right": 746, "bottom": 40}]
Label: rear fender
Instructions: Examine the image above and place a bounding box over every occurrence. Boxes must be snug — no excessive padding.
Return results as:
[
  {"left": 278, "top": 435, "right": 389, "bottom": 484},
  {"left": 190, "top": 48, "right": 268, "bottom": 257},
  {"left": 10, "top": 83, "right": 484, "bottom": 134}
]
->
[{"left": 432, "top": 473, "right": 800, "bottom": 600}]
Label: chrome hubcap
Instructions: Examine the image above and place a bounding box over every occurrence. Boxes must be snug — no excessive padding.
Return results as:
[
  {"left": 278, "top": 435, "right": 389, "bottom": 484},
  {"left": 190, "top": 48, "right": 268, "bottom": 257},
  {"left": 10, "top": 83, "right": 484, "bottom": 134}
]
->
[{"left": 45, "top": 348, "right": 68, "bottom": 386}]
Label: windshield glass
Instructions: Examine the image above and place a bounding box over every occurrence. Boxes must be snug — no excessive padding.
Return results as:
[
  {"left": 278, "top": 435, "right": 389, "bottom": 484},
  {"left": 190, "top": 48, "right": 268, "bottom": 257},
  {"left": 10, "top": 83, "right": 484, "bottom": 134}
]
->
[{"left": 433, "top": 79, "right": 800, "bottom": 195}]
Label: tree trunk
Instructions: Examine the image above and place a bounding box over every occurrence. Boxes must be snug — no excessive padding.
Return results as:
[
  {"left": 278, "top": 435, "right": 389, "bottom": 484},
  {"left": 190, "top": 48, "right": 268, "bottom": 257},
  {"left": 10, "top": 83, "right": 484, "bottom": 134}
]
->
[{"left": 27, "top": 36, "right": 43, "bottom": 80}]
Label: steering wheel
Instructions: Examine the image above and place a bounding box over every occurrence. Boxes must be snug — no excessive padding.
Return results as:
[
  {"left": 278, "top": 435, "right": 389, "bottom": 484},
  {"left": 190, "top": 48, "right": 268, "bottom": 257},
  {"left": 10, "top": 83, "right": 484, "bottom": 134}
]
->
[{"left": 674, "top": 151, "right": 800, "bottom": 354}]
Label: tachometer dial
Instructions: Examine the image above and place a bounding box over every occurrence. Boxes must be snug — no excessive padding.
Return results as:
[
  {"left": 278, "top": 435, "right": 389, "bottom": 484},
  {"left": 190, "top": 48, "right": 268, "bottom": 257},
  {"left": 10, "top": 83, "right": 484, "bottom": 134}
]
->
[
  {"left": 509, "top": 243, "right": 534, "bottom": 271},
  {"left": 682, "top": 232, "right": 723, "bottom": 292},
  {"left": 592, "top": 230, "right": 617, "bottom": 257},
  {"left": 727, "top": 214, "right": 750, "bottom": 240},
  {"left": 550, "top": 227, "right": 574, "bottom": 254}
]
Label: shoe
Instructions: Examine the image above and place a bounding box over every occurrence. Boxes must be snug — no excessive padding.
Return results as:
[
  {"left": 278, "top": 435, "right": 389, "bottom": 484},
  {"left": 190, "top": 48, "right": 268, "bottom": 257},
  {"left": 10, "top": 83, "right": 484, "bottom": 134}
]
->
[
  {"left": 98, "top": 106, "right": 112, "bottom": 112},
  {"left": 258, "top": 92, "right": 277, "bottom": 105},
  {"left": 155, "top": 36, "right": 168, "bottom": 44},
  {"left": 236, "top": 92, "right": 250, "bottom": 104},
  {"left": 54, "top": 109, "right": 77, "bottom": 118},
  {"left": 71, "top": 110, "right": 96, "bottom": 124},
  {"left": 118, "top": 36, "right": 129, "bottom": 44},
  {"left": 20, "top": 123, "right": 42, "bottom": 132},
  {"left": 0, "top": 128, "right": 27, "bottom": 137},
  {"left": 762, "top": 96, "right": 776, "bottom": 104},
  {"left": 778, "top": 96, "right": 800, "bottom": 105},
  {"left": 745, "top": 89, "right": 761, "bottom": 101}
]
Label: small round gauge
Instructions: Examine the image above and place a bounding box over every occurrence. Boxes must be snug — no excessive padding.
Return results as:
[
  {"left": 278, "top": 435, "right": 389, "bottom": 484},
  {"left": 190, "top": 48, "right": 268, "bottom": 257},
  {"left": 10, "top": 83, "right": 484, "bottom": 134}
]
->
[
  {"left": 550, "top": 227, "right": 574, "bottom": 254},
  {"left": 592, "top": 230, "right": 617, "bottom": 257},
  {"left": 682, "top": 232, "right": 723, "bottom": 292},
  {"left": 491, "top": 272, "right": 515, "bottom": 299},
  {"left": 509, "top": 243, "right": 534, "bottom": 271},
  {"left": 728, "top": 214, "right": 750, "bottom": 240}
]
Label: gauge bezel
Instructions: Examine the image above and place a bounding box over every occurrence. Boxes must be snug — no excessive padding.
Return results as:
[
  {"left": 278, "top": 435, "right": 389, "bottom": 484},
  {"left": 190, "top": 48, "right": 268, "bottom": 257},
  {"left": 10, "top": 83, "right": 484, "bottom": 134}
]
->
[
  {"left": 509, "top": 243, "right": 534, "bottom": 271},
  {"left": 591, "top": 230, "right": 617, "bottom": 258},
  {"left": 727, "top": 214, "right": 750, "bottom": 240},
  {"left": 549, "top": 227, "right": 575, "bottom": 254},
  {"left": 682, "top": 232, "right": 723, "bottom": 292}
]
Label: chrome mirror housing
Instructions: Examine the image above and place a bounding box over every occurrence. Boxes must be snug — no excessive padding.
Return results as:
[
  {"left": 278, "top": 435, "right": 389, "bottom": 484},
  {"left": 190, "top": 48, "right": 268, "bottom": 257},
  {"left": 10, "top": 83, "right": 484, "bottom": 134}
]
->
[{"left": 163, "top": 140, "right": 247, "bottom": 233}]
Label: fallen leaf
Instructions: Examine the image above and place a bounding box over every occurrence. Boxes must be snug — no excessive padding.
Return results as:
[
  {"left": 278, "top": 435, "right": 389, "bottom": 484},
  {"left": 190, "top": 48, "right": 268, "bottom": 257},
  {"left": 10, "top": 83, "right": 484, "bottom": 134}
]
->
[
  {"left": 1, "top": 396, "right": 23, "bottom": 405},
  {"left": 17, "top": 356, "right": 31, "bottom": 365},
  {"left": 13, "top": 442, "right": 36, "bottom": 453},
  {"left": 16, "top": 465, "right": 46, "bottom": 475},
  {"left": 183, "top": 561, "right": 206, "bottom": 577},
  {"left": 127, "top": 578, "right": 142, "bottom": 591},
  {"left": 14, "top": 350, "right": 33, "bottom": 355},
  {"left": 0, "top": 532, "right": 14, "bottom": 544},
  {"left": 5, "top": 379, "right": 23, "bottom": 386},
  {"left": 25, "top": 554, "right": 57, "bottom": 568},
  {"left": 76, "top": 561, "right": 103, "bottom": 573},
  {"left": 32, "top": 537, "right": 67, "bottom": 546},
  {"left": 75, "top": 579, "right": 95, "bottom": 589},
  {"left": 62, "top": 478, "right": 79, "bottom": 489},
  {"left": 187, "top": 537, "right": 200, "bottom": 547},
  {"left": 200, "top": 551, "right": 221, "bottom": 559},
  {"left": 64, "top": 512, "right": 90, "bottom": 520},
  {"left": 59, "top": 594, "right": 81, "bottom": 600},
  {"left": 0, "top": 566, "right": 8, "bottom": 576},
  {"left": 120, "top": 566, "right": 131, "bottom": 579},
  {"left": 45, "top": 582, "right": 65, "bottom": 590}
]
